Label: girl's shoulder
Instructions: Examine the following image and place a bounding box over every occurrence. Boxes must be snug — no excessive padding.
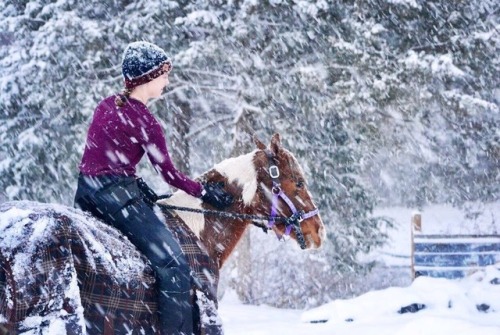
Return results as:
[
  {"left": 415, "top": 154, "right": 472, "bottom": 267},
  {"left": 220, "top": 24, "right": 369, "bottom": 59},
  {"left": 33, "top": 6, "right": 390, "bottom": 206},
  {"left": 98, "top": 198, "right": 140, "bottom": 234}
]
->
[
  {"left": 94, "top": 95, "right": 119, "bottom": 112},
  {"left": 120, "top": 96, "right": 160, "bottom": 127},
  {"left": 94, "top": 95, "right": 159, "bottom": 127}
]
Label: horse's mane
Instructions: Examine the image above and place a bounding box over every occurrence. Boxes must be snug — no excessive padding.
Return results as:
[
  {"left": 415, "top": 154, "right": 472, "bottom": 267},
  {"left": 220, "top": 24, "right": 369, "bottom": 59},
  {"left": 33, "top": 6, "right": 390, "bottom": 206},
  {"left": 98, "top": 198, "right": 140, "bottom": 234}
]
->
[
  {"left": 213, "top": 150, "right": 259, "bottom": 205},
  {"left": 161, "top": 150, "right": 259, "bottom": 237}
]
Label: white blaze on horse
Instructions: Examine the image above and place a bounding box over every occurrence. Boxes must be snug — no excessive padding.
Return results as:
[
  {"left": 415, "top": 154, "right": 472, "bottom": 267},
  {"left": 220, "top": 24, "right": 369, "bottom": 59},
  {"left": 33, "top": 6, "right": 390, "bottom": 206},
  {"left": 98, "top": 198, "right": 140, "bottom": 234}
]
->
[{"left": 0, "top": 134, "right": 325, "bottom": 334}]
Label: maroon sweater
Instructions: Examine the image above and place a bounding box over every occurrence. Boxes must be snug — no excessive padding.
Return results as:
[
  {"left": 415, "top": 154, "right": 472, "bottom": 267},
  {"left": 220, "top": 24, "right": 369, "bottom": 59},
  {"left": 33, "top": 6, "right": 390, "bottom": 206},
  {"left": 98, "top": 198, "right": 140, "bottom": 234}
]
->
[{"left": 79, "top": 95, "right": 202, "bottom": 197}]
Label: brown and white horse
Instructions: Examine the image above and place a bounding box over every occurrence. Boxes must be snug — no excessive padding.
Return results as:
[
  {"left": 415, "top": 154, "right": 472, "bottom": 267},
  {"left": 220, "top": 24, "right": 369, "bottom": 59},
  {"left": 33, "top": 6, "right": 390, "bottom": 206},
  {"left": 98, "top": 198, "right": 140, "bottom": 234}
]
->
[
  {"left": 0, "top": 133, "right": 325, "bottom": 335},
  {"left": 163, "top": 133, "right": 325, "bottom": 266}
]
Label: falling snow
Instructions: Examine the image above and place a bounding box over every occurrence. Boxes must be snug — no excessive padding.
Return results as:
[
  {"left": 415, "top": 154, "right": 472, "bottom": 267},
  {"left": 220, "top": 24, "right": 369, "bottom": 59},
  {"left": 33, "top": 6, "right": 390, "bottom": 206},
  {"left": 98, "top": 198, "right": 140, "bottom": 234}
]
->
[{"left": 0, "top": 1, "right": 499, "bottom": 333}]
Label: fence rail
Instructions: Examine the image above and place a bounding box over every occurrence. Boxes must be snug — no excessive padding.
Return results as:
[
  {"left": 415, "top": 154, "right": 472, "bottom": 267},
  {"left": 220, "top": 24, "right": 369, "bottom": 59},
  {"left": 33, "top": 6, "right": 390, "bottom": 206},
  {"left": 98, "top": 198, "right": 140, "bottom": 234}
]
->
[{"left": 410, "top": 214, "right": 500, "bottom": 279}]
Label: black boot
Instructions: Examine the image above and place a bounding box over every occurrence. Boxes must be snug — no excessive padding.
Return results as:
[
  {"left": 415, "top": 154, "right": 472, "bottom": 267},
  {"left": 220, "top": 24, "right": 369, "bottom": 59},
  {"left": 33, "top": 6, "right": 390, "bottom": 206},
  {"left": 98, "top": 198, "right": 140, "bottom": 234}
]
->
[{"left": 156, "top": 267, "right": 194, "bottom": 335}]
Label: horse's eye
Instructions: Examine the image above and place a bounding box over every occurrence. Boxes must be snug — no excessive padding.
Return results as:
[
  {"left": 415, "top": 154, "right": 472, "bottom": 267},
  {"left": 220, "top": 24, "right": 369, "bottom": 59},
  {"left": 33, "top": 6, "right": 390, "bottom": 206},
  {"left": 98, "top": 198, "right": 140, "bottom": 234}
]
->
[{"left": 296, "top": 180, "right": 305, "bottom": 188}]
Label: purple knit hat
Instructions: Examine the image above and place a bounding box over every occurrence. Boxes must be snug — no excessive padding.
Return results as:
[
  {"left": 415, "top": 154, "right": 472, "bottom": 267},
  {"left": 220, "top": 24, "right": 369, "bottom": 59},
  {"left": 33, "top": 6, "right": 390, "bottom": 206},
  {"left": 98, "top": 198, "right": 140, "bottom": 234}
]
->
[{"left": 122, "top": 41, "right": 172, "bottom": 89}]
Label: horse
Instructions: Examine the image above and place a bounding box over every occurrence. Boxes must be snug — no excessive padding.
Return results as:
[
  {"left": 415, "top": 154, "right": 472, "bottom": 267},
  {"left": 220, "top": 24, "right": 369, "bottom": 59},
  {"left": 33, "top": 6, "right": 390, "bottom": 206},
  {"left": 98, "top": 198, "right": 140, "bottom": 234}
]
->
[{"left": 0, "top": 134, "right": 325, "bottom": 335}]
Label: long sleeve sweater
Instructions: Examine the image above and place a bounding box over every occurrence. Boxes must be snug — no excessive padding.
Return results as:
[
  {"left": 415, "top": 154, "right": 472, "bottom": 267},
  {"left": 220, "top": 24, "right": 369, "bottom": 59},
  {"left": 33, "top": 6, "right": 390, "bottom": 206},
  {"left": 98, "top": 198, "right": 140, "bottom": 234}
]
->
[{"left": 79, "top": 95, "right": 202, "bottom": 197}]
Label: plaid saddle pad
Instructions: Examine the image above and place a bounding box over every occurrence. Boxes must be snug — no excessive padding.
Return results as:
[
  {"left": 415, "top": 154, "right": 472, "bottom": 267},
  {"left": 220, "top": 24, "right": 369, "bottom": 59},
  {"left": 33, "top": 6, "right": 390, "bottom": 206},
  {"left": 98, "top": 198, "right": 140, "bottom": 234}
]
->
[{"left": 159, "top": 204, "right": 222, "bottom": 335}]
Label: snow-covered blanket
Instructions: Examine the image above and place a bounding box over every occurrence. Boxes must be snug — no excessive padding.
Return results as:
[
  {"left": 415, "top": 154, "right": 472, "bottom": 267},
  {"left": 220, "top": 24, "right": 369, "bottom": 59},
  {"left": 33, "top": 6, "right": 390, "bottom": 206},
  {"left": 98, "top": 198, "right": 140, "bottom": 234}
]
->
[{"left": 0, "top": 201, "right": 221, "bottom": 335}]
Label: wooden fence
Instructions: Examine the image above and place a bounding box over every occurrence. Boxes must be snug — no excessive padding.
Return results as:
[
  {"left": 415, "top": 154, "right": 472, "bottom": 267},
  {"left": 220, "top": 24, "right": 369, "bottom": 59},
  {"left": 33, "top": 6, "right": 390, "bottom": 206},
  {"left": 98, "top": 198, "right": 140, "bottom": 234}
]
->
[{"left": 410, "top": 213, "right": 500, "bottom": 279}]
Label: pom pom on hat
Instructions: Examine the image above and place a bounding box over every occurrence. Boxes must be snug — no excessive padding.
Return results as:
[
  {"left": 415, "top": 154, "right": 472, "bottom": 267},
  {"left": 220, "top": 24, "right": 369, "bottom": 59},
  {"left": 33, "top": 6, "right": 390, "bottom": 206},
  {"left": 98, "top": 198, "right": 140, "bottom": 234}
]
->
[{"left": 122, "top": 41, "right": 172, "bottom": 89}]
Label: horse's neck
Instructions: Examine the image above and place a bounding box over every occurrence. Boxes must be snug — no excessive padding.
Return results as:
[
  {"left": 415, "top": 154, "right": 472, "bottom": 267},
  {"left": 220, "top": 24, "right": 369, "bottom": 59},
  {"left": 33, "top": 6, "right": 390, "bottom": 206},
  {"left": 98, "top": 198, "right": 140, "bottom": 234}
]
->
[
  {"left": 200, "top": 215, "right": 251, "bottom": 269},
  {"left": 166, "top": 150, "right": 261, "bottom": 268},
  {"left": 163, "top": 192, "right": 248, "bottom": 268}
]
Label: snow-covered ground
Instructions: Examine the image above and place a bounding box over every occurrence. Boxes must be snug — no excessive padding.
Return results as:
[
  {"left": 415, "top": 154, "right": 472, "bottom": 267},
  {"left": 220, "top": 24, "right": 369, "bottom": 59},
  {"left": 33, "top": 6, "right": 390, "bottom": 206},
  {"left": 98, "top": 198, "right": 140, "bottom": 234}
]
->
[
  {"left": 220, "top": 266, "right": 500, "bottom": 335},
  {"left": 219, "top": 202, "right": 500, "bottom": 334}
]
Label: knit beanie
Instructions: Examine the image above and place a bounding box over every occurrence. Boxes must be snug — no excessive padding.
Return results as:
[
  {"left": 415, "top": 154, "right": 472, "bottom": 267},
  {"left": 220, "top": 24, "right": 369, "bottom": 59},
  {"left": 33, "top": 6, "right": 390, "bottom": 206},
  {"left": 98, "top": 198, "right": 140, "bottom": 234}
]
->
[{"left": 121, "top": 41, "right": 172, "bottom": 89}]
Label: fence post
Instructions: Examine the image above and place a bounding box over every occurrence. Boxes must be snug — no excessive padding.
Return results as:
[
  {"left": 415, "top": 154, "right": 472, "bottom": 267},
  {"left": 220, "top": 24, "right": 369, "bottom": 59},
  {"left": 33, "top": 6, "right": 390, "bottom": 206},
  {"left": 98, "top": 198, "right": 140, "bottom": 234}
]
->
[
  {"left": 411, "top": 213, "right": 422, "bottom": 279},
  {"left": 412, "top": 213, "right": 422, "bottom": 233}
]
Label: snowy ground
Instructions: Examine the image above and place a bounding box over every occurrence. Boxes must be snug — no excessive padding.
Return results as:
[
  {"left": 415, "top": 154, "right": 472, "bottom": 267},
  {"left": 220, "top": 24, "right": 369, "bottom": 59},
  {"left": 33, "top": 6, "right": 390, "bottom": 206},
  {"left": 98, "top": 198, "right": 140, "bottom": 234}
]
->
[
  {"left": 220, "top": 267, "right": 500, "bottom": 335},
  {"left": 219, "top": 202, "right": 500, "bottom": 334}
]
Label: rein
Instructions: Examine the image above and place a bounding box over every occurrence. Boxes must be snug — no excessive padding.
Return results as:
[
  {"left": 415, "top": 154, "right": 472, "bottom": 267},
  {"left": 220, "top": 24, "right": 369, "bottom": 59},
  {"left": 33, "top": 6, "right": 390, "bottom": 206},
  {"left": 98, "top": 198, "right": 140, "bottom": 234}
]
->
[
  {"left": 160, "top": 149, "right": 319, "bottom": 250},
  {"left": 157, "top": 204, "right": 283, "bottom": 231}
]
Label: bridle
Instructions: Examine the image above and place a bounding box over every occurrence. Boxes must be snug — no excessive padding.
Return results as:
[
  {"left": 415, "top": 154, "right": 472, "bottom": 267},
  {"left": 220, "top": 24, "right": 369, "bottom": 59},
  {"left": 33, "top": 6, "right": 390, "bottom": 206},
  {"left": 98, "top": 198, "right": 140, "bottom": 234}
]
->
[
  {"left": 159, "top": 150, "right": 320, "bottom": 249},
  {"left": 264, "top": 150, "right": 320, "bottom": 249}
]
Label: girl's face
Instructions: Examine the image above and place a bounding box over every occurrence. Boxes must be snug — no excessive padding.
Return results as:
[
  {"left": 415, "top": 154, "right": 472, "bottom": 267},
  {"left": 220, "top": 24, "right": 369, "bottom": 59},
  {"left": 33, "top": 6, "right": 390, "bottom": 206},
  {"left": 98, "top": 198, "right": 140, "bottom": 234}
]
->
[{"left": 147, "top": 72, "right": 169, "bottom": 99}]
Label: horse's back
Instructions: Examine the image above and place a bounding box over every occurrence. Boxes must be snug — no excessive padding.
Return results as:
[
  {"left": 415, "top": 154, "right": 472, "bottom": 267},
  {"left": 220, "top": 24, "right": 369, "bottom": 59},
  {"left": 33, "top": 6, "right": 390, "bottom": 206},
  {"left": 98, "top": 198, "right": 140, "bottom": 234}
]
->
[{"left": 0, "top": 201, "right": 158, "bottom": 335}]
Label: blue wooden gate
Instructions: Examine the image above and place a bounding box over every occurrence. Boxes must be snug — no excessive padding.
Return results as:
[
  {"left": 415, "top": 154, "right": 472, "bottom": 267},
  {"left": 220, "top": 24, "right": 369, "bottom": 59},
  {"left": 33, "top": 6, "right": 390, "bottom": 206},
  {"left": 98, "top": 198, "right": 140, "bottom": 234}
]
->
[{"left": 412, "top": 235, "right": 500, "bottom": 279}]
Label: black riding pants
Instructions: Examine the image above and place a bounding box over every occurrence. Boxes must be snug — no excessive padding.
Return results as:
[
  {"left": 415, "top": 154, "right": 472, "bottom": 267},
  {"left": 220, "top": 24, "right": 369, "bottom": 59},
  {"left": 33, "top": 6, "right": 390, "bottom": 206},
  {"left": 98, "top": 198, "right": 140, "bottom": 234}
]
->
[{"left": 74, "top": 174, "right": 193, "bottom": 335}]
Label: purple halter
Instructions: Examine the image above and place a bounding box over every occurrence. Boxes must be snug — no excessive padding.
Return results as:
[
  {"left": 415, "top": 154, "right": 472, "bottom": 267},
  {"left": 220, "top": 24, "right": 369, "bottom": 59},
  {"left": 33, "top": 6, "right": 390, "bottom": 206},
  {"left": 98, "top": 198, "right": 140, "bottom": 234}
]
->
[{"left": 265, "top": 150, "right": 320, "bottom": 249}]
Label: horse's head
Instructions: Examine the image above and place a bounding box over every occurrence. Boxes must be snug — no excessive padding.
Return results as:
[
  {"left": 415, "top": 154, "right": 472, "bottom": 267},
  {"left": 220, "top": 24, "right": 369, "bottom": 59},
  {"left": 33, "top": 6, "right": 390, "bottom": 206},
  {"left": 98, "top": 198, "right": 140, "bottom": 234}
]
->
[{"left": 250, "top": 133, "right": 326, "bottom": 249}]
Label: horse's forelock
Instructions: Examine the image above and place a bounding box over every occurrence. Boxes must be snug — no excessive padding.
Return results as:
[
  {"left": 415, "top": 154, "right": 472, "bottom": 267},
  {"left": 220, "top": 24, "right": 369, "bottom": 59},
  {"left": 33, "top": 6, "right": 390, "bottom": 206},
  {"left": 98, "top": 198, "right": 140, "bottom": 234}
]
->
[{"left": 213, "top": 150, "right": 259, "bottom": 206}]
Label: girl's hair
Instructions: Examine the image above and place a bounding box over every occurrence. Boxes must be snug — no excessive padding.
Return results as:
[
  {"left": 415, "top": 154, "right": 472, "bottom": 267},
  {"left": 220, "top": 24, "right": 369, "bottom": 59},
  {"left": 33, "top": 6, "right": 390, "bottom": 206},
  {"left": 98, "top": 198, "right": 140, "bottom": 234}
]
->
[{"left": 115, "top": 88, "right": 133, "bottom": 107}]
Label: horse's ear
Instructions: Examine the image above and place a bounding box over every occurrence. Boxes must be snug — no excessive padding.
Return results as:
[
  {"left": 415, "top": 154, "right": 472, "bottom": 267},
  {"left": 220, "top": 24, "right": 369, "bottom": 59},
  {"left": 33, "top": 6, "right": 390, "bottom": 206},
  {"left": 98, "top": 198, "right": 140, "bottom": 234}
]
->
[
  {"left": 253, "top": 134, "right": 267, "bottom": 150},
  {"left": 270, "top": 133, "right": 281, "bottom": 154}
]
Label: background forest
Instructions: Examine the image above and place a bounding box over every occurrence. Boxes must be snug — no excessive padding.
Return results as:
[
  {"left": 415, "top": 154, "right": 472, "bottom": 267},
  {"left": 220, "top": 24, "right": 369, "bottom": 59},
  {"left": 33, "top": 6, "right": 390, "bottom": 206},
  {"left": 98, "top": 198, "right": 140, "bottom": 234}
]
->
[{"left": 1, "top": 0, "right": 498, "bottom": 308}]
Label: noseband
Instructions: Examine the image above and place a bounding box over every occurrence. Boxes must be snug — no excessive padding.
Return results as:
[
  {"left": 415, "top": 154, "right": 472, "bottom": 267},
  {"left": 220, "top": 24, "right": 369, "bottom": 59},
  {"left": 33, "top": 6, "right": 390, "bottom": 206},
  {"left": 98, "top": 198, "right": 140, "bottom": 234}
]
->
[{"left": 264, "top": 150, "right": 320, "bottom": 249}]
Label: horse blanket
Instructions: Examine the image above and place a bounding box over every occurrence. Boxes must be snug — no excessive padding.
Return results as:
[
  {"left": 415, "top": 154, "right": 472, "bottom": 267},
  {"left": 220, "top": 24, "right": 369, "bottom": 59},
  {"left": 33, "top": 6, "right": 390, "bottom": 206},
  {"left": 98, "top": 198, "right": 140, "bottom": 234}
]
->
[{"left": 0, "top": 201, "right": 221, "bottom": 335}]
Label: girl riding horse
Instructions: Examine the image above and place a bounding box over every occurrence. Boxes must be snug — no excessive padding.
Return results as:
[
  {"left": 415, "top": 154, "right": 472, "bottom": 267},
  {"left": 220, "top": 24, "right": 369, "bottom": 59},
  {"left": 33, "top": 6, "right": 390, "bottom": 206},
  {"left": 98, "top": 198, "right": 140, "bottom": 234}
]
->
[{"left": 74, "top": 41, "right": 233, "bottom": 335}]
